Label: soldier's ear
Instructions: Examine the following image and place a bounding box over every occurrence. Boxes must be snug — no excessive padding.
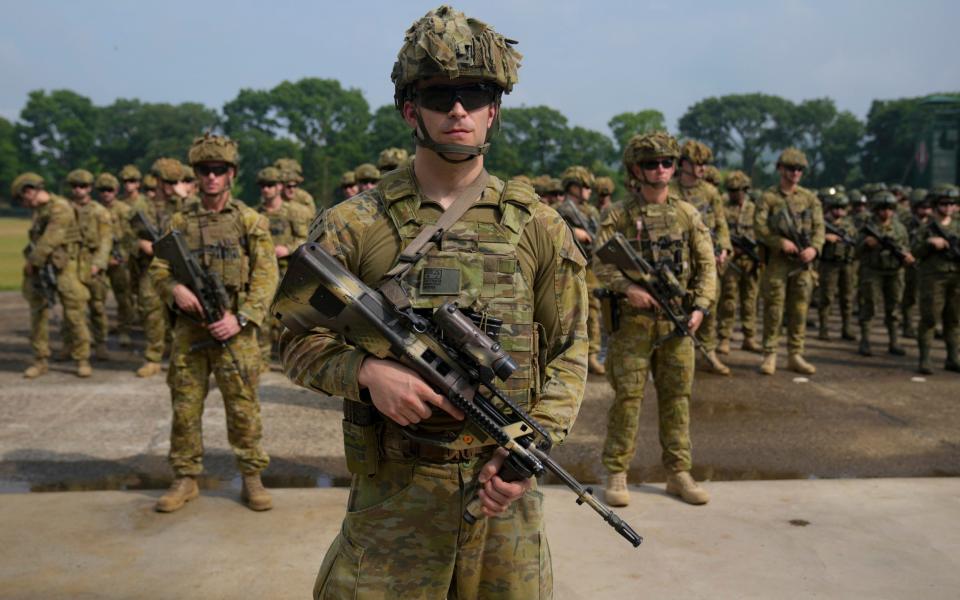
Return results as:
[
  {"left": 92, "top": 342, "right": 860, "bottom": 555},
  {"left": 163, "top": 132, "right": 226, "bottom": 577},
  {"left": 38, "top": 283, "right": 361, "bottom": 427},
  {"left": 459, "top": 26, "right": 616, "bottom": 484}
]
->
[{"left": 401, "top": 101, "right": 419, "bottom": 129}]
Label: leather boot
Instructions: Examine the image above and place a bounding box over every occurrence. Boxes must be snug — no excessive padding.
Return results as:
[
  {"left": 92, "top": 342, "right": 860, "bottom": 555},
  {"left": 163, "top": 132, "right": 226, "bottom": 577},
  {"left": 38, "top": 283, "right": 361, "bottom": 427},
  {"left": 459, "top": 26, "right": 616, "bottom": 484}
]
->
[
  {"left": 241, "top": 473, "right": 273, "bottom": 511},
  {"left": 788, "top": 354, "right": 816, "bottom": 375},
  {"left": 23, "top": 359, "right": 49, "bottom": 379},
  {"left": 136, "top": 361, "right": 162, "bottom": 378},
  {"left": 742, "top": 337, "right": 762, "bottom": 353},
  {"left": 156, "top": 477, "right": 199, "bottom": 512},
  {"left": 858, "top": 324, "right": 872, "bottom": 356},
  {"left": 717, "top": 338, "right": 730, "bottom": 355},
  {"left": 604, "top": 472, "right": 630, "bottom": 507},
  {"left": 917, "top": 334, "right": 933, "bottom": 375},
  {"left": 704, "top": 350, "right": 731, "bottom": 376},
  {"left": 588, "top": 354, "right": 606, "bottom": 375},
  {"left": 759, "top": 353, "right": 777, "bottom": 375},
  {"left": 76, "top": 360, "right": 92, "bottom": 378},
  {"left": 666, "top": 471, "right": 710, "bottom": 505},
  {"left": 887, "top": 326, "right": 906, "bottom": 356}
]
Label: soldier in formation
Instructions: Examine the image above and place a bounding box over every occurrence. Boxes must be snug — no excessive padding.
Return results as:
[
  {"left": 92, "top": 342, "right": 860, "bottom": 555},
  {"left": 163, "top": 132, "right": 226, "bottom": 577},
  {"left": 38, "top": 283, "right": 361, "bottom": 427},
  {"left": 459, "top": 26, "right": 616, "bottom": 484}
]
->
[
  {"left": 900, "top": 188, "right": 932, "bottom": 339},
  {"left": 817, "top": 192, "right": 858, "bottom": 341},
  {"left": 276, "top": 158, "right": 316, "bottom": 213},
  {"left": 595, "top": 176, "right": 615, "bottom": 212},
  {"left": 353, "top": 163, "right": 381, "bottom": 192},
  {"left": 95, "top": 172, "right": 135, "bottom": 348},
  {"left": 377, "top": 147, "right": 409, "bottom": 174},
  {"left": 716, "top": 170, "right": 762, "bottom": 353}
]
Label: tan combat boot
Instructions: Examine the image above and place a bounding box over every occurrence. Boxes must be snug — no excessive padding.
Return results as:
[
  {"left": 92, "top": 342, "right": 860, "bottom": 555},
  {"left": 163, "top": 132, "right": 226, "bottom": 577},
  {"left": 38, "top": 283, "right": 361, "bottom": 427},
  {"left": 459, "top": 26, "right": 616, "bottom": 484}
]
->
[
  {"left": 136, "top": 361, "right": 162, "bottom": 378},
  {"left": 241, "top": 473, "right": 273, "bottom": 511},
  {"left": 156, "top": 477, "right": 200, "bottom": 512},
  {"left": 666, "top": 471, "right": 710, "bottom": 505},
  {"left": 759, "top": 352, "right": 777, "bottom": 375},
  {"left": 742, "top": 337, "right": 762, "bottom": 353},
  {"left": 704, "top": 350, "right": 731, "bottom": 376},
  {"left": 604, "top": 472, "right": 630, "bottom": 507},
  {"left": 76, "top": 360, "right": 92, "bottom": 378},
  {"left": 588, "top": 354, "right": 606, "bottom": 375},
  {"left": 94, "top": 343, "right": 110, "bottom": 361},
  {"left": 717, "top": 338, "right": 730, "bottom": 355},
  {"left": 23, "top": 359, "right": 49, "bottom": 379},
  {"left": 788, "top": 354, "right": 816, "bottom": 375}
]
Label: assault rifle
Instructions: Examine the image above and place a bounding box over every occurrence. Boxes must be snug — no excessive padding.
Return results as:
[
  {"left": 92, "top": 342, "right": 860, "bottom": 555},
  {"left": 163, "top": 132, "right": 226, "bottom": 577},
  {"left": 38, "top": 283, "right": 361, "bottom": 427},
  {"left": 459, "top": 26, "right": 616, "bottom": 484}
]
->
[
  {"left": 110, "top": 238, "right": 125, "bottom": 264},
  {"left": 595, "top": 233, "right": 711, "bottom": 361},
  {"left": 559, "top": 198, "right": 598, "bottom": 258},
  {"left": 271, "top": 242, "right": 642, "bottom": 548},
  {"left": 929, "top": 220, "right": 960, "bottom": 262},
  {"left": 861, "top": 223, "right": 909, "bottom": 265},
  {"left": 131, "top": 209, "right": 161, "bottom": 242},
  {"left": 774, "top": 207, "right": 814, "bottom": 274},
  {"left": 730, "top": 234, "right": 761, "bottom": 274},
  {"left": 154, "top": 230, "right": 247, "bottom": 383},
  {"left": 825, "top": 222, "right": 856, "bottom": 246},
  {"left": 26, "top": 243, "right": 58, "bottom": 310}
]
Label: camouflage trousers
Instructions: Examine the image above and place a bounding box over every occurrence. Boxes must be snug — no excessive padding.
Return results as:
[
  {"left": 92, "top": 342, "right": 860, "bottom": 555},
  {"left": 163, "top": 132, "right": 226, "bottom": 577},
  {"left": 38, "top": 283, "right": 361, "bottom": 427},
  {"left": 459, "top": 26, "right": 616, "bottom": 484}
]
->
[
  {"left": 138, "top": 264, "right": 170, "bottom": 363},
  {"left": 761, "top": 257, "right": 815, "bottom": 355},
  {"left": 818, "top": 260, "right": 855, "bottom": 329},
  {"left": 858, "top": 267, "right": 903, "bottom": 328},
  {"left": 586, "top": 267, "right": 602, "bottom": 356},
  {"left": 107, "top": 262, "right": 135, "bottom": 336},
  {"left": 314, "top": 457, "right": 551, "bottom": 600},
  {"left": 72, "top": 269, "right": 108, "bottom": 346},
  {"left": 602, "top": 310, "right": 693, "bottom": 474},
  {"left": 901, "top": 265, "right": 918, "bottom": 330},
  {"left": 717, "top": 258, "right": 760, "bottom": 342},
  {"left": 917, "top": 270, "right": 959, "bottom": 355},
  {"left": 21, "top": 259, "right": 91, "bottom": 361},
  {"left": 166, "top": 322, "right": 268, "bottom": 476}
]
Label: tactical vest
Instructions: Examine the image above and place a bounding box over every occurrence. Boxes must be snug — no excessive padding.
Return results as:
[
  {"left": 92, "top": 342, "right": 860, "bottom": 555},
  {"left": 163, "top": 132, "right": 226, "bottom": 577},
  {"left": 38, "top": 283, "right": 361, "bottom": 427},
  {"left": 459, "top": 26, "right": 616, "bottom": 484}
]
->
[
  {"left": 822, "top": 216, "right": 855, "bottom": 263},
  {"left": 74, "top": 201, "right": 103, "bottom": 255},
  {"left": 179, "top": 201, "right": 251, "bottom": 300},
  {"left": 862, "top": 217, "right": 905, "bottom": 272},
  {"left": 767, "top": 189, "right": 816, "bottom": 243},
  {"left": 622, "top": 197, "right": 694, "bottom": 290},
  {"left": 379, "top": 172, "right": 539, "bottom": 432},
  {"left": 261, "top": 204, "right": 296, "bottom": 248},
  {"left": 30, "top": 196, "right": 82, "bottom": 267},
  {"left": 727, "top": 201, "right": 755, "bottom": 239},
  {"left": 679, "top": 183, "right": 718, "bottom": 234}
]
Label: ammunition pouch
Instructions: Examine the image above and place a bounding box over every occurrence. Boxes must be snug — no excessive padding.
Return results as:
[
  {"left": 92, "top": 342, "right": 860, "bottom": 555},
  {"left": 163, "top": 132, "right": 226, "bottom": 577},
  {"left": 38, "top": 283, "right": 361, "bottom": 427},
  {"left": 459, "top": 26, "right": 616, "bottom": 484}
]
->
[
  {"left": 342, "top": 398, "right": 382, "bottom": 477},
  {"left": 594, "top": 288, "right": 621, "bottom": 334}
]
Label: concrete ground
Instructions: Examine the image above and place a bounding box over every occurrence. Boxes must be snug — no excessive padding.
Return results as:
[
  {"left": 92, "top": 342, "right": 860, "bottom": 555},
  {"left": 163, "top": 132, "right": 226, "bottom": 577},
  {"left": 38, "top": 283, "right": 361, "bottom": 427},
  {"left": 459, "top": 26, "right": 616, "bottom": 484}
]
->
[{"left": 1, "top": 479, "right": 958, "bottom": 599}]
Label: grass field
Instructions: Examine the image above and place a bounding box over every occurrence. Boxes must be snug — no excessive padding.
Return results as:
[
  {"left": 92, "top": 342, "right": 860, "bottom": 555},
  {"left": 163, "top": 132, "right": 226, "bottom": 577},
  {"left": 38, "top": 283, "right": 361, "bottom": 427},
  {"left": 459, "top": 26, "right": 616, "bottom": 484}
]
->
[{"left": 0, "top": 217, "right": 30, "bottom": 291}]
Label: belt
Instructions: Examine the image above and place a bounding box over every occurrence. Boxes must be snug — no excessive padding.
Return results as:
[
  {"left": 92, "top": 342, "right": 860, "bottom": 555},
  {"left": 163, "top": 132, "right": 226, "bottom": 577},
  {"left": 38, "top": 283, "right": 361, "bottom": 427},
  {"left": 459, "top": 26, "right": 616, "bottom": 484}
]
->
[{"left": 381, "top": 428, "right": 490, "bottom": 463}]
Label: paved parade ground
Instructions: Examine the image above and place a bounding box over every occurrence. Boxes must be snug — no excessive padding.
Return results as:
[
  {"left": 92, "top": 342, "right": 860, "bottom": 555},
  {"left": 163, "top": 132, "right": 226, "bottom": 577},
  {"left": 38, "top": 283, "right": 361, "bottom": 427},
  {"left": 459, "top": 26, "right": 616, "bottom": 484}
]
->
[{"left": 1, "top": 290, "right": 959, "bottom": 598}]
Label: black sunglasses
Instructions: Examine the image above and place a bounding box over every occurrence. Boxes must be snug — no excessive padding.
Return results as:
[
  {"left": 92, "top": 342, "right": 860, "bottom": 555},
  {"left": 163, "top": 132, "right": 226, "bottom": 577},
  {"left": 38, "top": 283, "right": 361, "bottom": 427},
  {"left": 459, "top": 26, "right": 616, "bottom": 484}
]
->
[
  {"left": 415, "top": 83, "right": 499, "bottom": 113},
  {"left": 96, "top": 187, "right": 115, "bottom": 193},
  {"left": 258, "top": 181, "right": 278, "bottom": 188},
  {"left": 783, "top": 164, "right": 805, "bottom": 173},
  {"left": 727, "top": 187, "right": 747, "bottom": 192},
  {"left": 195, "top": 164, "right": 230, "bottom": 177},
  {"left": 358, "top": 179, "right": 378, "bottom": 185},
  {"left": 122, "top": 178, "right": 139, "bottom": 184},
  {"left": 640, "top": 159, "right": 675, "bottom": 170},
  {"left": 71, "top": 183, "right": 90, "bottom": 188},
  {"left": 938, "top": 199, "right": 958, "bottom": 205}
]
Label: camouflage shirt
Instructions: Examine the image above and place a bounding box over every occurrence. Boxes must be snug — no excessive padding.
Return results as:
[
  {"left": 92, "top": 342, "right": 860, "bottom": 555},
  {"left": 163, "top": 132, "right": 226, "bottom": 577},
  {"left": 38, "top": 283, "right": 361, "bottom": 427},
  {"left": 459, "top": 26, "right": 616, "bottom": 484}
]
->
[
  {"left": 857, "top": 214, "right": 910, "bottom": 271},
  {"left": 26, "top": 194, "right": 81, "bottom": 268},
  {"left": 755, "top": 185, "right": 825, "bottom": 259},
  {"left": 73, "top": 199, "right": 113, "bottom": 272},
  {"left": 102, "top": 200, "right": 134, "bottom": 261},
  {"left": 670, "top": 179, "right": 732, "bottom": 252}
]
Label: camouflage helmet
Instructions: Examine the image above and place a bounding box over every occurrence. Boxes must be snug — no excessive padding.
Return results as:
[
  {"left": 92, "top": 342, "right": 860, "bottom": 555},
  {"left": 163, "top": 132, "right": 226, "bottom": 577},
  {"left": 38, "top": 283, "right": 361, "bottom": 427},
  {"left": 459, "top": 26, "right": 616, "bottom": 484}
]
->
[
  {"left": 119, "top": 165, "right": 142, "bottom": 181},
  {"left": 703, "top": 165, "right": 721, "bottom": 185},
  {"left": 930, "top": 183, "right": 960, "bottom": 200},
  {"left": 547, "top": 177, "right": 563, "bottom": 195},
  {"left": 510, "top": 174, "right": 532, "bottom": 186},
  {"left": 392, "top": 5, "right": 522, "bottom": 107},
  {"left": 151, "top": 158, "right": 185, "bottom": 183},
  {"left": 66, "top": 169, "right": 94, "bottom": 186},
  {"left": 531, "top": 174, "right": 551, "bottom": 196},
  {"left": 377, "top": 147, "right": 409, "bottom": 171},
  {"left": 849, "top": 189, "right": 865, "bottom": 205},
  {"left": 622, "top": 131, "right": 680, "bottom": 167},
  {"left": 256, "top": 166, "right": 282, "bottom": 185},
  {"left": 273, "top": 158, "right": 304, "bottom": 182},
  {"left": 187, "top": 133, "right": 238, "bottom": 167},
  {"left": 95, "top": 173, "right": 119, "bottom": 190},
  {"left": 340, "top": 171, "right": 356, "bottom": 186},
  {"left": 909, "top": 188, "right": 929, "bottom": 206},
  {"left": 725, "top": 170, "right": 751, "bottom": 190},
  {"left": 825, "top": 192, "right": 850, "bottom": 208},
  {"left": 777, "top": 147, "right": 808, "bottom": 168},
  {"left": 595, "top": 176, "right": 615, "bottom": 196},
  {"left": 561, "top": 166, "right": 595, "bottom": 191},
  {"left": 354, "top": 163, "right": 381, "bottom": 182},
  {"left": 889, "top": 183, "right": 905, "bottom": 195},
  {"left": 870, "top": 191, "right": 898, "bottom": 209},
  {"left": 276, "top": 169, "right": 299, "bottom": 184},
  {"left": 10, "top": 172, "right": 44, "bottom": 199},
  {"left": 142, "top": 173, "right": 158, "bottom": 190},
  {"left": 181, "top": 166, "right": 195, "bottom": 182},
  {"left": 861, "top": 182, "right": 888, "bottom": 196},
  {"left": 680, "top": 140, "right": 713, "bottom": 165}
]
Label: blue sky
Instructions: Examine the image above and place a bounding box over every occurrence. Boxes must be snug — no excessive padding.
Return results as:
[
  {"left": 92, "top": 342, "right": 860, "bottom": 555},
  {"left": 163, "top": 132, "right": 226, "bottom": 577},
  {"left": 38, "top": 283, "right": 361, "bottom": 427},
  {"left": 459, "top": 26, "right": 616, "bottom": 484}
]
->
[{"left": 2, "top": 0, "right": 958, "bottom": 135}]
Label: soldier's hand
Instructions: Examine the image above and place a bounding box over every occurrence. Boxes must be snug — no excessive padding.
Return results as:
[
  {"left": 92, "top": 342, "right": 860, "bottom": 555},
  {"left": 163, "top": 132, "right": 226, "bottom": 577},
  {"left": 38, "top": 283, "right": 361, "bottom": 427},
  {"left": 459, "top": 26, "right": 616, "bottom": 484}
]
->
[
  {"left": 716, "top": 249, "right": 728, "bottom": 266},
  {"left": 625, "top": 284, "right": 660, "bottom": 310},
  {"left": 688, "top": 309, "right": 705, "bottom": 333},
  {"left": 90, "top": 265, "right": 100, "bottom": 277},
  {"left": 799, "top": 247, "right": 818, "bottom": 263},
  {"left": 208, "top": 311, "right": 241, "bottom": 341},
  {"left": 825, "top": 233, "right": 840, "bottom": 243},
  {"left": 358, "top": 357, "right": 465, "bottom": 426},
  {"left": 138, "top": 239, "right": 154, "bottom": 256},
  {"left": 903, "top": 252, "right": 916, "bottom": 266},
  {"left": 864, "top": 236, "right": 879, "bottom": 248},
  {"left": 573, "top": 227, "right": 593, "bottom": 244},
  {"left": 477, "top": 448, "right": 532, "bottom": 517},
  {"left": 275, "top": 245, "right": 291, "bottom": 258},
  {"left": 781, "top": 239, "right": 799, "bottom": 254},
  {"left": 172, "top": 283, "right": 204, "bottom": 318},
  {"left": 109, "top": 257, "right": 120, "bottom": 267},
  {"left": 929, "top": 237, "right": 949, "bottom": 250}
]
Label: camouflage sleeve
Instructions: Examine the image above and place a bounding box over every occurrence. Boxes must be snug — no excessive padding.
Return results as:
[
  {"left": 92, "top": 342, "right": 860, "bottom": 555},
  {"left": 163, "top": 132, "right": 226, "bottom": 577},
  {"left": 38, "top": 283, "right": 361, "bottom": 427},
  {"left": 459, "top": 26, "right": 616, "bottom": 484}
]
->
[
  {"left": 591, "top": 206, "right": 635, "bottom": 294},
  {"left": 527, "top": 204, "right": 589, "bottom": 445},
  {"left": 686, "top": 205, "right": 718, "bottom": 310},
  {"left": 92, "top": 206, "right": 113, "bottom": 270},
  {"left": 238, "top": 212, "right": 279, "bottom": 326},
  {"left": 28, "top": 201, "right": 71, "bottom": 268},
  {"left": 809, "top": 194, "right": 825, "bottom": 254},
  {"left": 712, "top": 190, "right": 732, "bottom": 252},
  {"left": 911, "top": 224, "right": 935, "bottom": 259},
  {"left": 278, "top": 196, "right": 381, "bottom": 402},
  {"left": 754, "top": 192, "right": 784, "bottom": 251},
  {"left": 290, "top": 205, "right": 311, "bottom": 248},
  {"left": 147, "top": 211, "right": 182, "bottom": 308}
]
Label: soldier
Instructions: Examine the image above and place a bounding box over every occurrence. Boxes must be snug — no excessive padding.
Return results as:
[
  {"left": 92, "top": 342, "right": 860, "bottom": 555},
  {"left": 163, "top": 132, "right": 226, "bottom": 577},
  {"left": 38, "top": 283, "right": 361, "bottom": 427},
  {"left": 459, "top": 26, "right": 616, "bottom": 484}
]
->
[
  {"left": 130, "top": 158, "right": 191, "bottom": 378},
  {"left": 181, "top": 166, "right": 198, "bottom": 197},
  {"left": 817, "top": 193, "right": 858, "bottom": 341},
  {"left": 119, "top": 165, "right": 145, "bottom": 206},
  {"left": 142, "top": 173, "right": 157, "bottom": 199},
  {"left": 557, "top": 165, "right": 605, "bottom": 374},
  {"left": 377, "top": 147, "right": 409, "bottom": 174},
  {"left": 15, "top": 172, "right": 92, "bottom": 378},
  {"left": 755, "top": 148, "right": 824, "bottom": 375},
  {"left": 670, "top": 140, "right": 731, "bottom": 375},
  {"left": 119, "top": 165, "right": 147, "bottom": 317},
  {"left": 596, "top": 131, "right": 715, "bottom": 508},
  {"left": 704, "top": 165, "right": 722, "bottom": 188},
  {"left": 353, "top": 163, "right": 381, "bottom": 192},
  {"left": 913, "top": 185, "right": 960, "bottom": 374},
  {"left": 96, "top": 172, "right": 135, "bottom": 348},
  {"left": 150, "top": 134, "right": 278, "bottom": 513},
  {"left": 900, "top": 188, "right": 932, "bottom": 339},
  {"left": 717, "top": 170, "right": 762, "bottom": 353},
  {"left": 65, "top": 169, "right": 112, "bottom": 363},
  {"left": 595, "top": 176, "right": 615, "bottom": 212},
  {"left": 255, "top": 166, "right": 310, "bottom": 367},
  {"left": 280, "top": 7, "right": 587, "bottom": 597},
  {"left": 275, "top": 158, "right": 316, "bottom": 213},
  {"left": 856, "top": 191, "right": 915, "bottom": 356},
  {"left": 339, "top": 170, "right": 358, "bottom": 200}
]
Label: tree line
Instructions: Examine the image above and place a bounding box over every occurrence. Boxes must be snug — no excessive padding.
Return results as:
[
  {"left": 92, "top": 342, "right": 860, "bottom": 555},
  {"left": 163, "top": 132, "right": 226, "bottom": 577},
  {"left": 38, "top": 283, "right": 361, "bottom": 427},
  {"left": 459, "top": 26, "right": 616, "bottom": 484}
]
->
[{"left": 1, "top": 78, "right": 955, "bottom": 208}]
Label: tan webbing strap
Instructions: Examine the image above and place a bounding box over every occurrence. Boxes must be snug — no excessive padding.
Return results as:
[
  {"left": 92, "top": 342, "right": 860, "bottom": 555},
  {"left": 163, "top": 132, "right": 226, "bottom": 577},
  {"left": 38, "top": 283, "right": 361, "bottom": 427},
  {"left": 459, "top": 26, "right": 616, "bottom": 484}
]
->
[{"left": 379, "top": 170, "right": 490, "bottom": 310}]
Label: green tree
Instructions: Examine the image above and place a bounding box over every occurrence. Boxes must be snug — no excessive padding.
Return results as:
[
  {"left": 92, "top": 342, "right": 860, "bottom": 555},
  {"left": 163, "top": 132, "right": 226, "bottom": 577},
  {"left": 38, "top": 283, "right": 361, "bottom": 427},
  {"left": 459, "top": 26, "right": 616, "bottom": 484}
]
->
[
  {"left": 0, "top": 116, "right": 21, "bottom": 205},
  {"left": 782, "top": 98, "right": 864, "bottom": 187},
  {"left": 495, "top": 106, "right": 569, "bottom": 174},
  {"left": 15, "top": 89, "right": 100, "bottom": 188},
  {"left": 365, "top": 105, "right": 413, "bottom": 160},
  {"left": 608, "top": 110, "right": 667, "bottom": 152}
]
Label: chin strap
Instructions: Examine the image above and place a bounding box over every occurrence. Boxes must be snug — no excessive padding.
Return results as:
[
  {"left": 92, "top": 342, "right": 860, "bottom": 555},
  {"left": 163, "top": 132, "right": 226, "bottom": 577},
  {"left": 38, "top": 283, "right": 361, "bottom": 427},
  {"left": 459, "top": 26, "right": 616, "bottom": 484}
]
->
[{"left": 411, "top": 108, "right": 493, "bottom": 164}]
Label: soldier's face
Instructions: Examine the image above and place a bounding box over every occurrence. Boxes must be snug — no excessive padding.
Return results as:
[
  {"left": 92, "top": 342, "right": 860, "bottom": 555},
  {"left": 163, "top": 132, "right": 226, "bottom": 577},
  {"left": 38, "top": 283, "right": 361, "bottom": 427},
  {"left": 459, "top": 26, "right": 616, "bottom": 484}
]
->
[
  {"left": 682, "top": 160, "right": 706, "bottom": 180},
  {"left": 343, "top": 184, "right": 359, "bottom": 197},
  {"left": 631, "top": 158, "right": 675, "bottom": 188},
  {"left": 876, "top": 207, "right": 895, "bottom": 222},
  {"left": 260, "top": 182, "right": 281, "bottom": 202},
  {"left": 282, "top": 182, "right": 297, "bottom": 200},
  {"left": 20, "top": 187, "right": 39, "bottom": 206},
  {"left": 830, "top": 207, "right": 847, "bottom": 218},
  {"left": 98, "top": 188, "right": 117, "bottom": 204},
  {"left": 936, "top": 200, "right": 957, "bottom": 217},
  {"left": 779, "top": 164, "right": 804, "bottom": 186},
  {"left": 71, "top": 183, "right": 91, "bottom": 202},
  {"left": 196, "top": 162, "right": 233, "bottom": 196},
  {"left": 123, "top": 180, "right": 140, "bottom": 196},
  {"left": 404, "top": 78, "right": 497, "bottom": 160}
]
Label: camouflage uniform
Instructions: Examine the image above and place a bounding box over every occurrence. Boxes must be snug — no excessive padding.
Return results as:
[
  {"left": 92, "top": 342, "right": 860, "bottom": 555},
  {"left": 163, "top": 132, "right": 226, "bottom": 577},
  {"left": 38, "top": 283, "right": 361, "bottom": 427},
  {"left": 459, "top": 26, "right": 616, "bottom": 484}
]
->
[
  {"left": 150, "top": 196, "right": 278, "bottom": 478},
  {"left": 912, "top": 197, "right": 960, "bottom": 372},
  {"left": 717, "top": 176, "right": 760, "bottom": 348},
  {"left": 900, "top": 189, "right": 931, "bottom": 338},
  {"left": 276, "top": 159, "right": 317, "bottom": 213},
  {"left": 97, "top": 173, "right": 136, "bottom": 341},
  {"left": 817, "top": 199, "right": 858, "bottom": 340}
]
